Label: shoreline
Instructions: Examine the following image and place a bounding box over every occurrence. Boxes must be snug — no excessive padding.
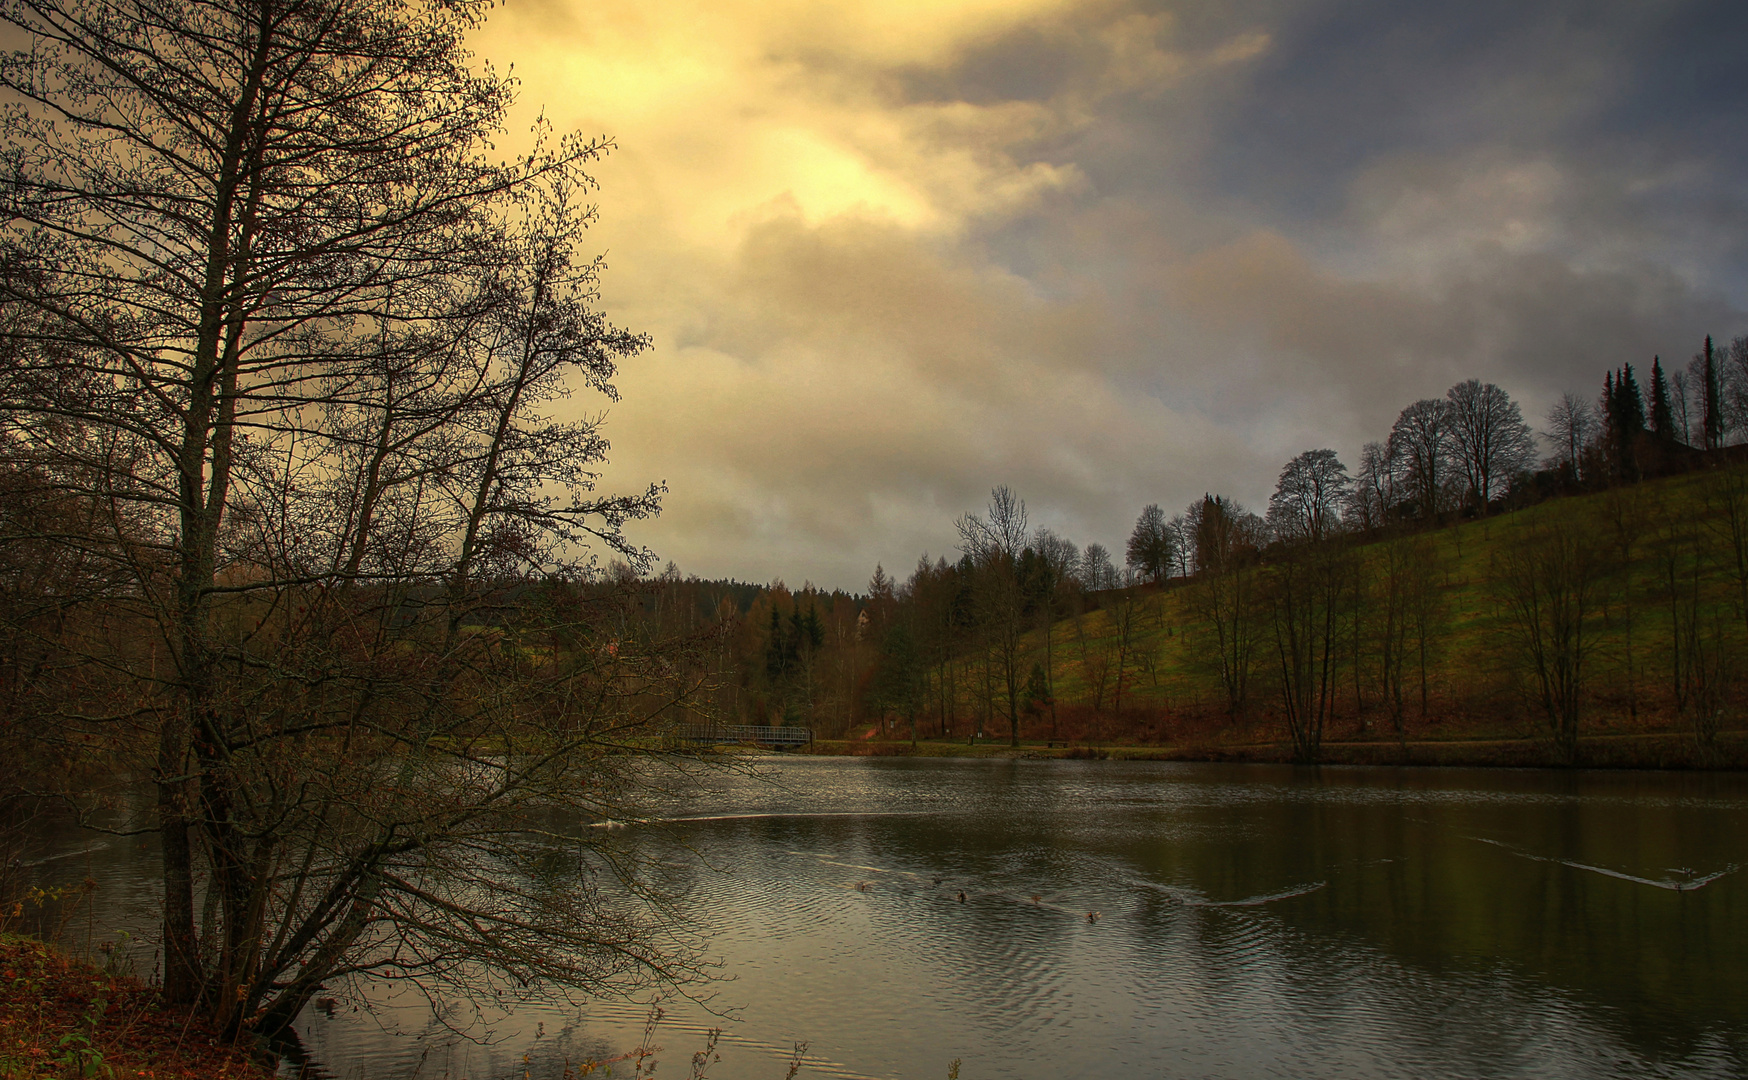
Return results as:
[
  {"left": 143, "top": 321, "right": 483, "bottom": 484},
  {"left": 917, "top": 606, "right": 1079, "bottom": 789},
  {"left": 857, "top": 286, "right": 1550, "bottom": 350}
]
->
[
  {"left": 789, "top": 730, "right": 1748, "bottom": 770},
  {"left": 0, "top": 934, "right": 276, "bottom": 1080}
]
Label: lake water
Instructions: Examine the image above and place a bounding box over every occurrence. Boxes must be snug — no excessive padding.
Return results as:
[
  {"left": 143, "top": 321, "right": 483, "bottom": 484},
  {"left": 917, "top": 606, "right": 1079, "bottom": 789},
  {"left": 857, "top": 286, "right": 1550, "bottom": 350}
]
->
[{"left": 18, "top": 758, "right": 1748, "bottom": 1079}]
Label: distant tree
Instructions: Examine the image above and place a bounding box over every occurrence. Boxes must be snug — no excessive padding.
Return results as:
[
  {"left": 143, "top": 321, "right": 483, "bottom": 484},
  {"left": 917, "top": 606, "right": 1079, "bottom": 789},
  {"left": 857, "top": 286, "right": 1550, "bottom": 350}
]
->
[
  {"left": 1603, "top": 365, "right": 1647, "bottom": 481},
  {"left": 956, "top": 487, "right": 1029, "bottom": 746},
  {"left": 1495, "top": 518, "right": 1606, "bottom": 763},
  {"left": 1649, "top": 357, "right": 1677, "bottom": 441},
  {"left": 1389, "top": 399, "right": 1454, "bottom": 518},
  {"left": 1347, "top": 440, "right": 1401, "bottom": 533},
  {"left": 1266, "top": 449, "right": 1350, "bottom": 543},
  {"left": 1105, "top": 577, "right": 1144, "bottom": 715},
  {"left": 1671, "top": 368, "right": 1695, "bottom": 445},
  {"left": 1725, "top": 335, "right": 1748, "bottom": 439},
  {"left": 1445, "top": 380, "right": 1535, "bottom": 507},
  {"left": 1030, "top": 528, "right": 1078, "bottom": 741},
  {"left": 1126, "top": 504, "right": 1175, "bottom": 583},
  {"left": 1081, "top": 543, "right": 1120, "bottom": 591},
  {"left": 868, "top": 564, "right": 897, "bottom": 624},
  {"left": 1265, "top": 544, "right": 1356, "bottom": 762},
  {"left": 1187, "top": 495, "right": 1262, "bottom": 715},
  {"left": 1544, "top": 392, "right": 1597, "bottom": 481},
  {"left": 1701, "top": 335, "right": 1724, "bottom": 450},
  {"left": 1166, "top": 514, "right": 1195, "bottom": 578},
  {"left": 873, "top": 619, "right": 925, "bottom": 746},
  {"left": 1191, "top": 494, "right": 1261, "bottom": 575}
]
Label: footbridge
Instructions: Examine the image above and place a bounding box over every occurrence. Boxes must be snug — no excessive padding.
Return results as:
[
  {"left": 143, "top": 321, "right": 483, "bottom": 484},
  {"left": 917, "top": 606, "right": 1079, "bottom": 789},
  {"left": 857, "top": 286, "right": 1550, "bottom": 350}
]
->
[{"left": 671, "top": 723, "right": 813, "bottom": 748}]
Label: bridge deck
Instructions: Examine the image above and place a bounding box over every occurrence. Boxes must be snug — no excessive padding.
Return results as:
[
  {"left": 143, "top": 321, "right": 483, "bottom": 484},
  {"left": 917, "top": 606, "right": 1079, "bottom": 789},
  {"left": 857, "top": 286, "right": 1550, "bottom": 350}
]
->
[{"left": 672, "top": 723, "right": 812, "bottom": 747}]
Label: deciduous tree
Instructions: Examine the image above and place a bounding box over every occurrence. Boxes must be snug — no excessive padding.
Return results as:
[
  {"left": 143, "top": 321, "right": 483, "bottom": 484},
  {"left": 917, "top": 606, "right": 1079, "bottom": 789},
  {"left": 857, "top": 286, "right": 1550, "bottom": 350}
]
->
[
  {"left": 0, "top": 0, "right": 684, "bottom": 1036},
  {"left": 1125, "top": 504, "right": 1174, "bottom": 584},
  {"left": 1444, "top": 380, "right": 1534, "bottom": 508},
  {"left": 1389, "top": 399, "right": 1454, "bottom": 519},
  {"left": 1266, "top": 449, "right": 1350, "bottom": 543}
]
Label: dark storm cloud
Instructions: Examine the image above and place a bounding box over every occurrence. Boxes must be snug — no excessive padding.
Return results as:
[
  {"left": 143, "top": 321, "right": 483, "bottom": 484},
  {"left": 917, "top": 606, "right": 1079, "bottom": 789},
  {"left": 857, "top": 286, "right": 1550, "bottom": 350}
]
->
[{"left": 1202, "top": 1, "right": 1748, "bottom": 270}]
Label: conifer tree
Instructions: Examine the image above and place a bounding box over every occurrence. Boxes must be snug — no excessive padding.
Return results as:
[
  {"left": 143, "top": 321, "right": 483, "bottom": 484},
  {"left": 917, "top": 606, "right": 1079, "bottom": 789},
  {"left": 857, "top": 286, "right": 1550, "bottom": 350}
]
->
[
  {"left": 1603, "top": 365, "right": 1646, "bottom": 482},
  {"left": 1649, "top": 356, "right": 1677, "bottom": 441}
]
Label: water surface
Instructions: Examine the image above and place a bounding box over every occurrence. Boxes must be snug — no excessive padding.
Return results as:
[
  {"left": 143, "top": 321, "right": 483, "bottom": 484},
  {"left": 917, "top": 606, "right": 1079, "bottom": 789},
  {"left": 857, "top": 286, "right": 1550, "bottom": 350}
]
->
[{"left": 22, "top": 759, "right": 1748, "bottom": 1079}]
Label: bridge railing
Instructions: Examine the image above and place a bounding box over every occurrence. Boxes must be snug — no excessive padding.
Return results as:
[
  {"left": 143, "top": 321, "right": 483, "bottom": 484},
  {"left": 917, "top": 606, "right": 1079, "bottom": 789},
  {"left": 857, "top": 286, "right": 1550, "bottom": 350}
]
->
[{"left": 671, "top": 723, "right": 813, "bottom": 747}]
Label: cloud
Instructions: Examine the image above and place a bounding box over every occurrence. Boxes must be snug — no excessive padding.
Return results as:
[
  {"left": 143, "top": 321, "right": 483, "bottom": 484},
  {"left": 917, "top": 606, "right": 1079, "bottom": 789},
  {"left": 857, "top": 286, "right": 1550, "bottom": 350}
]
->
[
  {"left": 460, "top": 0, "right": 1748, "bottom": 589},
  {"left": 601, "top": 209, "right": 1257, "bottom": 587}
]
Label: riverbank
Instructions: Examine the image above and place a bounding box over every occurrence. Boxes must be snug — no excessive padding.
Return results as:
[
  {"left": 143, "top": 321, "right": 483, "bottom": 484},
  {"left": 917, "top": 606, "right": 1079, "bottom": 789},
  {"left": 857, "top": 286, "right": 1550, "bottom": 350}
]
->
[
  {"left": 0, "top": 935, "right": 274, "bottom": 1080},
  {"left": 799, "top": 730, "right": 1748, "bottom": 768}
]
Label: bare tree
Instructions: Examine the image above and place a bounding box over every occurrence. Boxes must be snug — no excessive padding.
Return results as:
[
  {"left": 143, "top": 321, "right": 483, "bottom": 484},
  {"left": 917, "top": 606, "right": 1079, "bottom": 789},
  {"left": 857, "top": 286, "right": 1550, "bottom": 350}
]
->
[
  {"left": 1346, "top": 440, "right": 1400, "bottom": 534},
  {"left": 1601, "top": 485, "right": 1652, "bottom": 722},
  {"left": 1266, "top": 545, "right": 1355, "bottom": 762},
  {"left": 1544, "top": 392, "right": 1598, "bottom": 481},
  {"left": 1186, "top": 495, "right": 1261, "bottom": 715},
  {"left": 1080, "top": 542, "right": 1120, "bottom": 591},
  {"left": 1031, "top": 528, "right": 1078, "bottom": 741},
  {"left": 1495, "top": 519, "right": 1605, "bottom": 763},
  {"left": 0, "top": 0, "right": 690, "bottom": 1037},
  {"left": 956, "top": 487, "right": 1029, "bottom": 746},
  {"left": 1389, "top": 399, "right": 1455, "bottom": 519},
  {"left": 1373, "top": 540, "right": 1414, "bottom": 734},
  {"left": 1445, "top": 380, "right": 1535, "bottom": 507},
  {"left": 1656, "top": 505, "right": 1730, "bottom": 750},
  {"left": 1105, "top": 573, "right": 1143, "bottom": 715},
  {"left": 1266, "top": 448, "right": 1350, "bottom": 544},
  {"left": 1724, "top": 335, "right": 1748, "bottom": 439},
  {"left": 1125, "top": 504, "right": 1174, "bottom": 584}
]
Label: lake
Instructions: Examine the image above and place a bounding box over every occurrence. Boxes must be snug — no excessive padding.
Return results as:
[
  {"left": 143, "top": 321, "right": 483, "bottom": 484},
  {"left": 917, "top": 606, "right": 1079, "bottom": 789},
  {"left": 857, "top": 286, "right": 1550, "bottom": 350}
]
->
[{"left": 19, "top": 758, "right": 1748, "bottom": 1079}]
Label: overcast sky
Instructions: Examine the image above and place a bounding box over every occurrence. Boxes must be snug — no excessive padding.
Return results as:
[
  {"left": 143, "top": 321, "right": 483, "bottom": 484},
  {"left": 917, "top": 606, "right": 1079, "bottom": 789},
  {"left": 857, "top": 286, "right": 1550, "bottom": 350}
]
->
[{"left": 472, "top": 0, "right": 1748, "bottom": 591}]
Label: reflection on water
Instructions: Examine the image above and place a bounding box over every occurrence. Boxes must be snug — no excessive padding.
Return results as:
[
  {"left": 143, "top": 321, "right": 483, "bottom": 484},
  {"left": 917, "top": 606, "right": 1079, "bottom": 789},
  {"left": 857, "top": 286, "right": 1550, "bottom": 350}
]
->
[{"left": 20, "top": 760, "right": 1748, "bottom": 1079}]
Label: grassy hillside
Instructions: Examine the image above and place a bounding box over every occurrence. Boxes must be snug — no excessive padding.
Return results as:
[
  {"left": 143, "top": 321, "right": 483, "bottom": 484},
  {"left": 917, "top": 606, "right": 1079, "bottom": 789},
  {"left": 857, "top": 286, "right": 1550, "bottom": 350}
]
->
[{"left": 919, "top": 464, "right": 1748, "bottom": 766}]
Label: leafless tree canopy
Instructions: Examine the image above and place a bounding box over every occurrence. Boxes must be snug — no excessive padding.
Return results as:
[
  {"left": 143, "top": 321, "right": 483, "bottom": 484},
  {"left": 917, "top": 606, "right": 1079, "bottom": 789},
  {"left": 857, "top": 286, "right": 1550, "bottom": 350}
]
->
[
  {"left": 0, "top": 0, "right": 699, "bottom": 1039},
  {"left": 1445, "top": 379, "right": 1535, "bottom": 506},
  {"left": 1266, "top": 448, "right": 1350, "bottom": 544},
  {"left": 1388, "top": 398, "right": 1455, "bottom": 518}
]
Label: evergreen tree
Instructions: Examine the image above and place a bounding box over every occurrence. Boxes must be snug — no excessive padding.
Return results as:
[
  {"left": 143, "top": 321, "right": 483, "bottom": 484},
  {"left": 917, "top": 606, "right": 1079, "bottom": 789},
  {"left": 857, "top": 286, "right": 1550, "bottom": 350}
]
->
[
  {"left": 765, "top": 607, "right": 792, "bottom": 684},
  {"left": 1649, "top": 356, "right": 1677, "bottom": 441},
  {"left": 1604, "top": 366, "right": 1646, "bottom": 482},
  {"left": 1618, "top": 363, "right": 1646, "bottom": 434}
]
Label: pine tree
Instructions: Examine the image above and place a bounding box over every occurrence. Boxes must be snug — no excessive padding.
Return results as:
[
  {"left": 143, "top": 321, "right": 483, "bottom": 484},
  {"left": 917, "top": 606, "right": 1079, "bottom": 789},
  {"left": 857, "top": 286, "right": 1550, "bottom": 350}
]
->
[
  {"left": 1604, "top": 366, "right": 1646, "bottom": 482},
  {"left": 1618, "top": 363, "right": 1646, "bottom": 434},
  {"left": 1649, "top": 357, "right": 1677, "bottom": 441}
]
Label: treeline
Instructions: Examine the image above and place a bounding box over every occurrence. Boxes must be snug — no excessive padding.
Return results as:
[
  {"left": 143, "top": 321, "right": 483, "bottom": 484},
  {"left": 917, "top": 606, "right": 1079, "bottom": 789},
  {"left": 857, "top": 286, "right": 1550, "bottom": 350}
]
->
[{"left": 632, "top": 336, "right": 1748, "bottom": 763}]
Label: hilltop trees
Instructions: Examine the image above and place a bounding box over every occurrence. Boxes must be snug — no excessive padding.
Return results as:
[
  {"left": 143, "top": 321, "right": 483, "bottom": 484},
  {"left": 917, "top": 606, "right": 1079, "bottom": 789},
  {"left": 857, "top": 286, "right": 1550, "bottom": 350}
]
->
[
  {"left": 1390, "top": 399, "right": 1455, "bottom": 518},
  {"left": 957, "top": 487, "right": 1030, "bottom": 745},
  {"left": 1126, "top": 504, "right": 1174, "bottom": 584},
  {"left": 1445, "top": 380, "right": 1535, "bottom": 507},
  {"left": 1701, "top": 336, "right": 1724, "bottom": 451},
  {"left": 0, "top": 0, "right": 687, "bottom": 1036},
  {"left": 1544, "top": 392, "right": 1597, "bottom": 482},
  {"left": 1603, "top": 365, "right": 1648, "bottom": 480},
  {"left": 1266, "top": 449, "right": 1350, "bottom": 543},
  {"left": 1348, "top": 441, "right": 1401, "bottom": 533}
]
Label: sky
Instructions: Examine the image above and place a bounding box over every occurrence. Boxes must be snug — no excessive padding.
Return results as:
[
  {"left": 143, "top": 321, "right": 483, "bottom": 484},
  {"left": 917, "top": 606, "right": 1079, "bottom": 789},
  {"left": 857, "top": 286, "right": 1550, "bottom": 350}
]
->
[{"left": 469, "top": 0, "right": 1748, "bottom": 591}]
